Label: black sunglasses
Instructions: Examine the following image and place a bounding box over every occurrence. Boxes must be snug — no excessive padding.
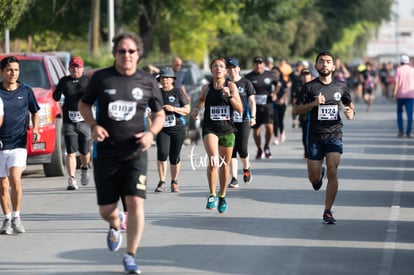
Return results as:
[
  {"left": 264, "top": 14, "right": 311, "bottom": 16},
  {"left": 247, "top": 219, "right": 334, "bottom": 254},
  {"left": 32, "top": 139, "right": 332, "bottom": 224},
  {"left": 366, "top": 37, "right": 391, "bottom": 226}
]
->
[{"left": 117, "top": 49, "right": 137, "bottom": 55}]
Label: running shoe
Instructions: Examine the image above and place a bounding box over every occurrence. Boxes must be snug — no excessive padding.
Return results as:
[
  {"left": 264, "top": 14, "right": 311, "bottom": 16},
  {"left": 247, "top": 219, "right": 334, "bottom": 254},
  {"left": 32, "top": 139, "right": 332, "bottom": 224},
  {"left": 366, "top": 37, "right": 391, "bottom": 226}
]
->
[
  {"left": 264, "top": 146, "right": 272, "bottom": 159},
  {"left": 206, "top": 195, "right": 217, "bottom": 210},
  {"left": 243, "top": 167, "right": 252, "bottom": 184},
  {"left": 255, "top": 148, "right": 264, "bottom": 159},
  {"left": 80, "top": 166, "right": 90, "bottom": 186},
  {"left": 312, "top": 166, "right": 325, "bottom": 191},
  {"left": 280, "top": 132, "right": 286, "bottom": 143},
  {"left": 218, "top": 196, "right": 228, "bottom": 214},
  {"left": 273, "top": 137, "right": 280, "bottom": 145},
  {"left": 67, "top": 176, "right": 79, "bottom": 190},
  {"left": 154, "top": 181, "right": 166, "bottom": 192},
  {"left": 323, "top": 209, "right": 336, "bottom": 224},
  {"left": 0, "top": 218, "right": 12, "bottom": 235},
  {"left": 171, "top": 180, "right": 179, "bottom": 192},
  {"left": 123, "top": 254, "right": 141, "bottom": 274},
  {"left": 228, "top": 177, "right": 239, "bottom": 188},
  {"left": 120, "top": 212, "right": 128, "bottom": 231},
  {"left": 106, "top": 228, "right": 122, "bottom": 252},
  {"left": 11, "top": 217, "right": 26, "bottom": 233}
]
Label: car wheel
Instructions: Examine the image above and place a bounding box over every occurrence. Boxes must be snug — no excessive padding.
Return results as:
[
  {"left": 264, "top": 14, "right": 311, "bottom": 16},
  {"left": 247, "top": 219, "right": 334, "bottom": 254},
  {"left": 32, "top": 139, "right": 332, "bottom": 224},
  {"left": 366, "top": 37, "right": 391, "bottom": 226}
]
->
[{"left": 43, "top": 118, "right": 65, "bottom": 177}]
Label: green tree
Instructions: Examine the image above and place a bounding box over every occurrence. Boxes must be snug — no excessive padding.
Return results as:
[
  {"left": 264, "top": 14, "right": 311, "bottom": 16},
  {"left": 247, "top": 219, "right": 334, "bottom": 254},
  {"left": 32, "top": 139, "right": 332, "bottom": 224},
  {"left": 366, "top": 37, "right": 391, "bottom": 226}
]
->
[{"left": 0, "top": 0, "right": 32, "bottom": 40}]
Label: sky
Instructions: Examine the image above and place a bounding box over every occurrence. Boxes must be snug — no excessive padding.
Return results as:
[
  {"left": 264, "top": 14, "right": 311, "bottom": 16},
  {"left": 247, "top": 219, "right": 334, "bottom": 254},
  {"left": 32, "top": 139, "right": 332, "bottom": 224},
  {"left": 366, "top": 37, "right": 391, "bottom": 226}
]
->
[{"left": 394, "top": 0, "right": 414, "bottom": 20}]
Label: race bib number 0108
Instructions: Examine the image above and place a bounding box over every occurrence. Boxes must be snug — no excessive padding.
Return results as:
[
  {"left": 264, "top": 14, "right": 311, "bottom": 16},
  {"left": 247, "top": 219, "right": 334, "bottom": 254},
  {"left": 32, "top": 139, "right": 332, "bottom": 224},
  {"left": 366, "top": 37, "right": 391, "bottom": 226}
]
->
[{"left": 108, "top": 100, "right": 137, "bottom": 121}]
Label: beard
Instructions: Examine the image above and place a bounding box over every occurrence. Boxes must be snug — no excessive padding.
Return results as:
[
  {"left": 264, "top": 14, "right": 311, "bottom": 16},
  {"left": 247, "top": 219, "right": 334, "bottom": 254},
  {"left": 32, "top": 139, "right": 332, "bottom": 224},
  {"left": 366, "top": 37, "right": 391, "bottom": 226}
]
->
[{"left": 317, "top": 68, "right": 333, "bottom": 77}]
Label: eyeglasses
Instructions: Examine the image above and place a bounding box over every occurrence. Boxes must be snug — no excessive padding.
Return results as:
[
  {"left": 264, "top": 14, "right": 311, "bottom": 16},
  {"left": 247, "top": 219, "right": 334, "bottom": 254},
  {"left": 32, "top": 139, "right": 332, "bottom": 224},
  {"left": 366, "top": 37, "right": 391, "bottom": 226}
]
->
[
  {"left": 117, "top": 49, "right": 137, "bottom": 55},
  {"left": 212, "top": 64, "right": 226, "bottom": 69}
]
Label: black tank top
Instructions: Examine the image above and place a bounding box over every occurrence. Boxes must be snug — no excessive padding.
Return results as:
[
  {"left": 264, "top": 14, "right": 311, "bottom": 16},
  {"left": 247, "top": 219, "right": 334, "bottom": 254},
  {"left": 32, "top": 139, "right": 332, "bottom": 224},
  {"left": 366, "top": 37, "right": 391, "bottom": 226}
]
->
[{"left": 202, "top": 83, "right": 236, "bottom": 136}]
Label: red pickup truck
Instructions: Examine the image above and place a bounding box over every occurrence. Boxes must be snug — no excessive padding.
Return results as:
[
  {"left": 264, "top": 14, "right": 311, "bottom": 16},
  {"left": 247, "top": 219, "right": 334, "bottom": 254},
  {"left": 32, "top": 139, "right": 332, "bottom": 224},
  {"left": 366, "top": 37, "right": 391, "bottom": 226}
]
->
[{"left": 0, "top": 53, "right": 67, "bottom": 177}]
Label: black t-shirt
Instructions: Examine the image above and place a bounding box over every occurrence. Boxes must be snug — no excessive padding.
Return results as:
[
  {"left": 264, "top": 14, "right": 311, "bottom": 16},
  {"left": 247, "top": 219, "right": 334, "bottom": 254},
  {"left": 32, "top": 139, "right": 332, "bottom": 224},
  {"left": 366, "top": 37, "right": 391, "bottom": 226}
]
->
[
  {"left": 81, "top": 66, "right": 163, "bottom": 158},
  {"left": 234, "top": 77, "right": 256, "bottom": 122},
  {"left": 161, "top": 87, "right": 188, "bottom": 129},
  {"left": 53, "top": 75, "right": 89, "bottom": 124},
  {"left": 245, "top": 70, "right": 278, "bottom": 104},
  {"left": 295, "top": 78, "right": 352, "bottom": 140}
]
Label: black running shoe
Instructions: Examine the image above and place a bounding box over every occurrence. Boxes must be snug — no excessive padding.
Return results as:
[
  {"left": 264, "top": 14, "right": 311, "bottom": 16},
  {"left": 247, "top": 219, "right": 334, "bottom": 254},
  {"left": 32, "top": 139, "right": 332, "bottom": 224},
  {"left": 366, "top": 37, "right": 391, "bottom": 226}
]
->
[
  {"left": 243, "top": 168, "right": 252, "bottom": 184},
  {"left": 312, "top": 166, "right": 325, "bottom": 191},
  {"left": 154, "top": 181, "right": 166, "bottom": 192},
  {"left": 323, "top": 209, "right": 336, "bottom": 224},
  {"left": 228, "top": 177, "right": 239, "bottom": 188},
  {"left": 255, "top": 148, "right": 264, "bottom": 159}
]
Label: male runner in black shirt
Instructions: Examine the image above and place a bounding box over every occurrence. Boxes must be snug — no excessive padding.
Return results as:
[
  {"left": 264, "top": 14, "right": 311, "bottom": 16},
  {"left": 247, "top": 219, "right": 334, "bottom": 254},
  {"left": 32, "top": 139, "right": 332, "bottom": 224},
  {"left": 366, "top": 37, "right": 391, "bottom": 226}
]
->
[
  {"left": 294, "top": 51, "right": 355, "bottom": 224},
  {"left": 245, "top": 56, "right": 278, "bottom": 159},
  {"left": 79, "top": 32, "right": 165, "bottom": 274},
  {"left": 53, "top": 56, "right": 91, "bottom": 190}
]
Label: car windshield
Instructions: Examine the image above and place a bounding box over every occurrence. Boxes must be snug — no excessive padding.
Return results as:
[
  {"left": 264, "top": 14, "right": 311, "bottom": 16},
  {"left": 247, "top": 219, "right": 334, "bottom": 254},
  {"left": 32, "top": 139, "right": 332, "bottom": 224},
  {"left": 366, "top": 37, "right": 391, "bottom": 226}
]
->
[{"left": 18, "top": 60, "right": 50, "bottom": 89}]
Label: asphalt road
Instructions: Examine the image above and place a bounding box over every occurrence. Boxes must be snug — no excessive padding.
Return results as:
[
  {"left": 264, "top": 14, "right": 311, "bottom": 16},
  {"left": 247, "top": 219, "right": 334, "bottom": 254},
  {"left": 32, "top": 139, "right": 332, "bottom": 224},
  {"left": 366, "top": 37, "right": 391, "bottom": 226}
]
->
[{"left": 0, "top": 98, "right": 413, "bottom": 275}]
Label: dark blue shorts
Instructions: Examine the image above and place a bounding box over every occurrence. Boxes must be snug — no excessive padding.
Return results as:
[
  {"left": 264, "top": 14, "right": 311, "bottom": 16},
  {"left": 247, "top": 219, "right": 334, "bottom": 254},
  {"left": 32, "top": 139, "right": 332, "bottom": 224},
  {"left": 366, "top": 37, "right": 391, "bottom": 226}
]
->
[{"left": 307, "top": 138, "right": 343, "bottom": 161}]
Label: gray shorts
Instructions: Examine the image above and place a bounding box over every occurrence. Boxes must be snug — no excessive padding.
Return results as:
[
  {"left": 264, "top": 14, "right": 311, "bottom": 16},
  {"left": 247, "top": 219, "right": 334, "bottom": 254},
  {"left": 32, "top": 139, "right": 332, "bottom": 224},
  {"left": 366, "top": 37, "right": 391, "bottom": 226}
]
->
[{"left": 63, "top": 122, "right": 91, "bottom": 155}]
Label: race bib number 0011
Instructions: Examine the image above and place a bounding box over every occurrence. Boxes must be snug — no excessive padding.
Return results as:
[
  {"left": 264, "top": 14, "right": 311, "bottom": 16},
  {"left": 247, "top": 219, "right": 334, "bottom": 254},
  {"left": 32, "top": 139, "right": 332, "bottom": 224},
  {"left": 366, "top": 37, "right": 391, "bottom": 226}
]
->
[
  {"left": 210, "top": 106, "right": 230, "bottom": 121},
  {"left": 108, "top": 100, "right": 137, "bottom": 121},
  {"left": 318, "top": 104, "right": 338, "bottom": 120}
]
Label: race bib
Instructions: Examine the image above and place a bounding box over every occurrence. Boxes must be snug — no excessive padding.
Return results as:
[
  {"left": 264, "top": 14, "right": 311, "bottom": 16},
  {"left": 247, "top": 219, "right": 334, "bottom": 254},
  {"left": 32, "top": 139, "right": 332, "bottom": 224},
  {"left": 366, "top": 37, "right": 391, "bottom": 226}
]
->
[
  {"left": 255, "top": 94, "right": 267, "bottom": 105},
  {"left": 68, "top": 111, "right": 84, "bottom": 123},
  {"left": 318, "top": 105, "right": 338, "bottom": 120},
  {"left": 164, "top": 114, "right": 176, "bottom": 127},
  {"left": 108, "top": 100, "right": 137, "bottom": 121},
  {"left": 210, "top": 106, "right": 230, "bottom": 121},
  {"left": 233, "top": 111, "right": 243, "bottom": 123}
]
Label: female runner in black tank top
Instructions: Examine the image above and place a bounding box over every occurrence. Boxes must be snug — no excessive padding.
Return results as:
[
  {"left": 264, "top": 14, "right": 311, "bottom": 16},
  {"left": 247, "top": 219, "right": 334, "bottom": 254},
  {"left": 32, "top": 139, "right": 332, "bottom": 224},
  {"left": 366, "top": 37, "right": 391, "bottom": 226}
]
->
[{"left": 191, "top": 57, "right": 242, "bottom": 214}]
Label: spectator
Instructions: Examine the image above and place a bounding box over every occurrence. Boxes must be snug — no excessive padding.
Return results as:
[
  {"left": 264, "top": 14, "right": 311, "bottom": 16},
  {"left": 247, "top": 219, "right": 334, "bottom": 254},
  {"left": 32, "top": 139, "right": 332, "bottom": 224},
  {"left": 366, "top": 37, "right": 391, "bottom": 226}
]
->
[
  {"left": 171, "top": 56, "right": 191, "bottom": 102},
  {"left": 392, "top": 54, "right": 414, "bottom": 138}
]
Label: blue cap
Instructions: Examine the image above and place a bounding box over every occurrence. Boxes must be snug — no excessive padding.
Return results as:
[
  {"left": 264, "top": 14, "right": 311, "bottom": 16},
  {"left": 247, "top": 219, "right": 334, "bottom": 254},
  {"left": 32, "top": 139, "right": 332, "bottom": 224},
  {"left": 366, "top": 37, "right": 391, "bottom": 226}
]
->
[{"left": 226, "top": 58, "right": 240, "bottom": 68}]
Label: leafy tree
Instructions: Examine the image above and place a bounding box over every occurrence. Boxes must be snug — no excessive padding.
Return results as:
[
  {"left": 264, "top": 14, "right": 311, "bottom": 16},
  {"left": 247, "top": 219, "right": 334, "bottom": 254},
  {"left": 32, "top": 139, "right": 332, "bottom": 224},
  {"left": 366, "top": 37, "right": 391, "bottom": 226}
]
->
[
  {"left": 5, "top": 0, "right": 394, "bottom": 66},
  {"left": 0, "top": 0, "right": 32, "bottom": 41}
]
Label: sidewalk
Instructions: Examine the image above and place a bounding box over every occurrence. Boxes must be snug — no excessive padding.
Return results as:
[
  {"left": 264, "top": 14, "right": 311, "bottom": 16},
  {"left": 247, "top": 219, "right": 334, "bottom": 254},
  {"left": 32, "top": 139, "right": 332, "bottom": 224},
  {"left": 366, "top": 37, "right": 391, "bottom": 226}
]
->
[{"left": 0, "top": 99, "right": 413, "bottom": 275}]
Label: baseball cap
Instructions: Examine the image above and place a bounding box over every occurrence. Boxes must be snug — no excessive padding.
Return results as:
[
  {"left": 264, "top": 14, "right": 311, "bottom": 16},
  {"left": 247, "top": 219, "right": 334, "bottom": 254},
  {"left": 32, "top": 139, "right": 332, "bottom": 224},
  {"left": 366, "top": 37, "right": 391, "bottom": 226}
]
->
[
  {"left": 226, "top": 58, "right": 239, "bottom": 68},
  {"left": 69, "top": 56, "right": 83, "bottom": 67},
  {"left": 400, "top": 54, "right": 410, "bottom": 64},
  {"left": 253, "top": 56, "right": 264, "bottom": 63},
  {"left": 300, "top": 68, "right": 310, "bottom": 75}
]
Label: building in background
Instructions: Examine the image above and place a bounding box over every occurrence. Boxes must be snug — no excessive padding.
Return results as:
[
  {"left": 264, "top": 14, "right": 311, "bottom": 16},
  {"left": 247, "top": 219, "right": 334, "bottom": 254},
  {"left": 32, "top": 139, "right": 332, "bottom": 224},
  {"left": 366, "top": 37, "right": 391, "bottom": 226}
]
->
[{"left": 366, "top": 0, "right": 414, "bottom": 64}]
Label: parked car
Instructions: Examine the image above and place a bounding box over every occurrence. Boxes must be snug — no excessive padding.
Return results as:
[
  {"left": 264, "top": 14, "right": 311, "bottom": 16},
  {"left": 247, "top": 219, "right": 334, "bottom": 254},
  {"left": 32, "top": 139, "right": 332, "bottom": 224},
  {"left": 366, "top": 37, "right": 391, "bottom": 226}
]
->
[{"left": 0, "top": 53, "right": 67, "bottom": 177}]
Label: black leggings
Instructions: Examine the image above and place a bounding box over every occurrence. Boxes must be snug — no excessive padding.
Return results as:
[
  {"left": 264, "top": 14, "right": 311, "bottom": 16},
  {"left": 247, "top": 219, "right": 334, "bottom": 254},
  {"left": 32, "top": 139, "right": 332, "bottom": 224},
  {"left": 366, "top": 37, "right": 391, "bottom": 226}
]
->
[
  {"left": 232, "top": 120, "right": 251, "bottom": 159},
  {"left": 156, "top": 126, "right": 186, "bottom": 164},
  {"left": 273, "top": 104, "right": 287, "bottom": 136}
]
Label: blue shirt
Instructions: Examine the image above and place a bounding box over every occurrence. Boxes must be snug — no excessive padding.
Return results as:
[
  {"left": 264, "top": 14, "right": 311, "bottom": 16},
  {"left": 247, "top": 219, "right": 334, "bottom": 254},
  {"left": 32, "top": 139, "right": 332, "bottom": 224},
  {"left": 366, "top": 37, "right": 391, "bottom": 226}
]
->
[{"left": 0, "top": 82, "right": 40, "bottom": 149}]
